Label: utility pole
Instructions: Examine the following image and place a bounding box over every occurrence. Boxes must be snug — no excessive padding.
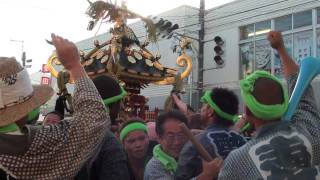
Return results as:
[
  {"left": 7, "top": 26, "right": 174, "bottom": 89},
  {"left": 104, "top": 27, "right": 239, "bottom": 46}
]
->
[
  {"left": 10, "top": 39, "right": 25, "bottom": 66},
  {"left": 10, "top": 39, "right": 32, "bottom": 68},
  {"left": 198, "top": 0, "right": 205, "bottom": 107}
]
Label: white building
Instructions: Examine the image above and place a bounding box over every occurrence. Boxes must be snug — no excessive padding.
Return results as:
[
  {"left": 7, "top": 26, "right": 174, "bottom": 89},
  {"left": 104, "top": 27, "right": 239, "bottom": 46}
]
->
[
  {"left": 76, "top": 0, "right": 320, "bottom": 110},
  {"left": 204, "top": 0, "right": 320, "bottom": 110}
]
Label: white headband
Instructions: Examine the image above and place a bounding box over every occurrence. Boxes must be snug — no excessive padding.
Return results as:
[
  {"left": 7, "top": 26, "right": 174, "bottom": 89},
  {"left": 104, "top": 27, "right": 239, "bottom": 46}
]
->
[{"left": 0, "top": 69, "right": 34, "bottom": 109}]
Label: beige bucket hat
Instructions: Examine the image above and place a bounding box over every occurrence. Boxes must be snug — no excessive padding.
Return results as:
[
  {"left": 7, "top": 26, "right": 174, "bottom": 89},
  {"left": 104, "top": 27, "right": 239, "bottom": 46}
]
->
[{"left": 0, "top": 57, "right": 54, "bottom": 126}]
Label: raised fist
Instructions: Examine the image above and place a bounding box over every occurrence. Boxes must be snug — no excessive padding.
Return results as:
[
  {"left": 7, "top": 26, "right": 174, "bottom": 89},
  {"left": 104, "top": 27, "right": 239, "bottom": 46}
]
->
[{"left": 267, "top": 31, "right": 285, "bottom": 50}]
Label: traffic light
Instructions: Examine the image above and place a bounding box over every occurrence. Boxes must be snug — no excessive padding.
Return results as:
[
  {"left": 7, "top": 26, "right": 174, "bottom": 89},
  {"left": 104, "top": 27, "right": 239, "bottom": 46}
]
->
[
  {"left": 151, "top": 17, "right": 179, "bottom": 39},
  {"left": 213, "top": 36, "right": 225, "bottom": 66}
]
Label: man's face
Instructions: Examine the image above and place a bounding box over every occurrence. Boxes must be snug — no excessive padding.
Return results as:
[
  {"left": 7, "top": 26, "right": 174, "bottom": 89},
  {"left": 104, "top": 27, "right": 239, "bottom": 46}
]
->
[
  {"left": 123, "top": 131, "right": 149, "bottom": 159},
  {"left": 200, "top": 104, "right": 213, "bottom": 121},
  {"left": 43, "top": 113, "right": 61, "bottom": 125},
  {"left": 158, "top": 119, "right": 188, "bottom": 158}
]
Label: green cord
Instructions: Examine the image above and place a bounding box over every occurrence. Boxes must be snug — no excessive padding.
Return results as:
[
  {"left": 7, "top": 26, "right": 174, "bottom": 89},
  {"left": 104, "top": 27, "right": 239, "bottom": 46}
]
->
[{"left": 103, "top": 86, "right": 127, "bottom": 106}]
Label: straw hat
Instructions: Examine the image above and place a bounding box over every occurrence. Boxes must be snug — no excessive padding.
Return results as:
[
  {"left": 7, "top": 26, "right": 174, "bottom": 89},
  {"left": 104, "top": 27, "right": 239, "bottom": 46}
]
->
[{"left": 0, "top": 57, "right": 54, "bottom": 126}]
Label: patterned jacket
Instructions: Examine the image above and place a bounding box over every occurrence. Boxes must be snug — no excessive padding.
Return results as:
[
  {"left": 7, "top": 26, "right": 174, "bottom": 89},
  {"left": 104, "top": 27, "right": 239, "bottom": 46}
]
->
[
  {"left": 144, "top": 157, "right": 174, "bottom": 180},
  {"left": 218, "top": 73, "right": 320, "bottom": 180},
  {"left": 175, "top": 124, "right": 247, "bottom": 179},
  {"left": 0, "top": 76, "right": 110, "bottom": 179}
]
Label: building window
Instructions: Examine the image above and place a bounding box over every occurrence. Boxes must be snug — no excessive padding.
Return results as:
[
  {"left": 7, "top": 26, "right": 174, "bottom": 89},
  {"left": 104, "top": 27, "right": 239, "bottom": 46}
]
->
[
  {"left": 240, "top": 42, "right": 254, "bottom": 77},
  {"left": 239, "top": 8, "right": 317, "bottom": 79},
  {"left": 274, "top": 35, "right": 292, "bottom": 78},
  {"left": 317, "top": 29, "right": 320, "bottom": 57},
  {"left": 240, "top": 24, "right": 254, "bottom": 40},
  {"left": 293, "top": 10, "right": 312, "bottom": 29},
  {"left": 255, "top": 20, "right": 271, "bottom": 37},
  {"left": 255, "top": 39, "right": 271, "bottom": 72},
  {"left": 275, "top": 15, "right": 292, "bottom": 32},
  {"left": 293, "top": 30, "right": 313, "bottom": 64}
]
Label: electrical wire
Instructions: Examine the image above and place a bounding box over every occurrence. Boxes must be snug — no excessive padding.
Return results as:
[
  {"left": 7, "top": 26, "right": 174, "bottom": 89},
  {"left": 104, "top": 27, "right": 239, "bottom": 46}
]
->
[{"left": 204, "top": 0, "right": 290, "bottom": 23}]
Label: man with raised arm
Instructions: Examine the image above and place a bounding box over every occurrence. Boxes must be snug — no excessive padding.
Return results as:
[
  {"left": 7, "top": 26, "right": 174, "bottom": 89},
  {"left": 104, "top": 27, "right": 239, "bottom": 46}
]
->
[
  {"left": 0, "top": 34, "right": 110, "bottom": 179},
  {"left": 218, "top": 31, "right": 320, "bottom": 179}
]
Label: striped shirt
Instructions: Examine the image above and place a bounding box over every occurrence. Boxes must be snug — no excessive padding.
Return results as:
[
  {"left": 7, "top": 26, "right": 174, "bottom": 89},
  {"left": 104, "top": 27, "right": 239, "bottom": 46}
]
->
[{"left": 144, "top": 157, "right": 175, "bottom": 180}]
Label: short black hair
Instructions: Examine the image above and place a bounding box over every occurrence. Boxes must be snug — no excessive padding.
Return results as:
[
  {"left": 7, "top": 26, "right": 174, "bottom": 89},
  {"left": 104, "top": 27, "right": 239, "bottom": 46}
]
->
[
  {"left": 156, "top": 110, "right": 188, "bottom": 137},
  {"left": 188, "top": 113, "right": 202, "bottom": 129},
  {"left": 210, "top": 88, "right": 239, "bottom": 127},
  {"left": 92, "top": 75, "right": 121, "bottom": 102},
  {"left": 93, "top": 75, "right": 122, "bottom": 124}
]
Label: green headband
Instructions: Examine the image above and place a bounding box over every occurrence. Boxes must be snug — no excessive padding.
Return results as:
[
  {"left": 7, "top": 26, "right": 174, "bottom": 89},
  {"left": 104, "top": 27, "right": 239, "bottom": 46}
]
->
[
  {"left": 0, "top": 123, "right": 20, "bottom": 133},
  {"left": 28, "top": 107, "right": 40, "bottom": 122},
  {"left": 201, "top": 91, "right": 239, "bottom": 123},
  {"left": 240, "top": 70, "right": 289, "bottom": 120},
  {"left": 120, "top": 122, "right": 148, "bottom": 141},
  {"left": 0, "top": 107, "right": 39, "bottom": 133},
  {"left": 103, "top": 86, "right": 127, "bottom": 107}
]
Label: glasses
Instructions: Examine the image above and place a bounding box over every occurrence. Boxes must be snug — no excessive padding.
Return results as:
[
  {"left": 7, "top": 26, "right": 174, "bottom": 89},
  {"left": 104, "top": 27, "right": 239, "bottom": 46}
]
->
[{"left": 162, "top": 133, "right": 187, "bottom": 143}]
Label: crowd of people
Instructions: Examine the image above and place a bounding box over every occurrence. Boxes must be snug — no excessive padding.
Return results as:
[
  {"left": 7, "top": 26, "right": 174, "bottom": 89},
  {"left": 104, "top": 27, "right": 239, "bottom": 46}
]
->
[{"left": 0, "top": 31, "right": 319, "bottom": 180}]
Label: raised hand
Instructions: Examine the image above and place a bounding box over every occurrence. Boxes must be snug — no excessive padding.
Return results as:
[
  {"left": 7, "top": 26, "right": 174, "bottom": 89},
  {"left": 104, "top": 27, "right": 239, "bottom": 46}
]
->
[
  {"left": 51, "top": 33, "right": 81, "bottom": 70},
  {"left": 51, "top": 33, "right": 85, "bottom": 80},
  {"left": 267, "top": 31, "right": 285, "bottom": 51},
  {"left": 267, "top": 31, "right": 298, "bottom": 78}
]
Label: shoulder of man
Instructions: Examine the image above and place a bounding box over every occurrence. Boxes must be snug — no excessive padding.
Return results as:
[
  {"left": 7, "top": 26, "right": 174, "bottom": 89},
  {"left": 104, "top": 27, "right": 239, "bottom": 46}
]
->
[
  {"left": 0, "top": 124, "right": 48, "bottom": 155},
  {"left": 145, "top": 157, "right": 167, "bottom": 177},
  {"left": 218, "top": 146, "right": 249, "bottom": 180}
]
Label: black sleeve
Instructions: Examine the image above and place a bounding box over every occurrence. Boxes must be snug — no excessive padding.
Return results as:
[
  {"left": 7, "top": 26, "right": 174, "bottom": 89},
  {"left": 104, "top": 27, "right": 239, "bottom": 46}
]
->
[{"left": 96, "top": 131, "right": 130, "bottom": 180}]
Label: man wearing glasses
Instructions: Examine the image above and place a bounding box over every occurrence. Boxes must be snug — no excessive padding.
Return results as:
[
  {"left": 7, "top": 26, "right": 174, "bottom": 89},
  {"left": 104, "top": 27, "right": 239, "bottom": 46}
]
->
[{"left": 144, "top": 110, "right": 189, "bottom": 180}]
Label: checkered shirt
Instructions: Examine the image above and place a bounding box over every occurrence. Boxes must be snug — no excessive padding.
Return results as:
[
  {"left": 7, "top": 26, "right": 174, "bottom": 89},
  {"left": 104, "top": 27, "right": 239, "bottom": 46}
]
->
[
  {"left": 144, "top": 157, "right": 174, "bottom": 180},
  {"left": 218, "top": 73, "right": 320, "bottom": 180},
  {"left": 0, "top": 75, "right": 110, "bottom": 179}
]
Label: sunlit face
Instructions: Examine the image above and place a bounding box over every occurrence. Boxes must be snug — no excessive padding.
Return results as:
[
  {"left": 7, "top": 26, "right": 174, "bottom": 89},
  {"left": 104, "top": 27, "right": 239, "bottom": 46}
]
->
[
  {"left": 123, "top": 130, "right": 149, "bottom": 159},
  {"left": 43, "top": 113, "right": 61, "bottom": 125},
  {"left": 200, "top": 104, "right": 213, "bottom": 120},
  {"left": 158, "top": 119, "right": 188, "bottom": 158}
]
